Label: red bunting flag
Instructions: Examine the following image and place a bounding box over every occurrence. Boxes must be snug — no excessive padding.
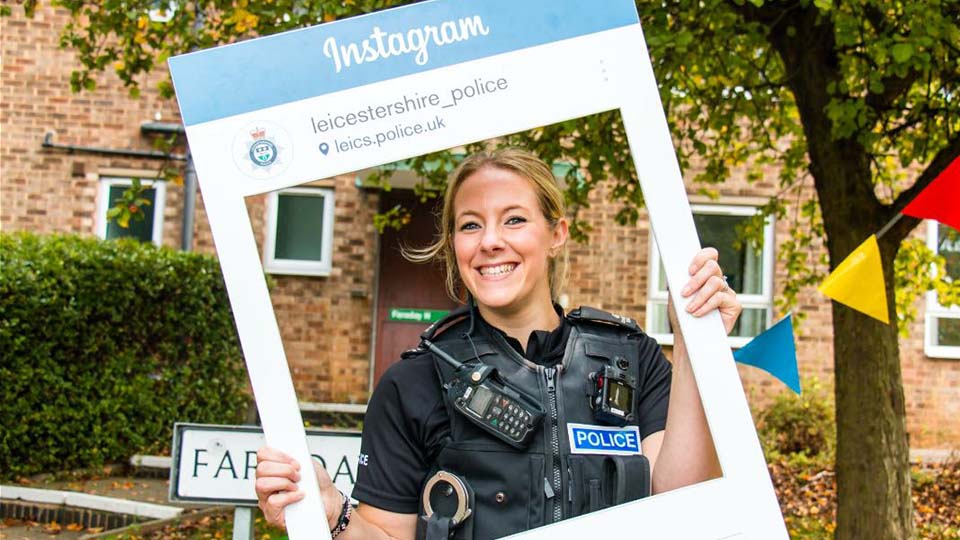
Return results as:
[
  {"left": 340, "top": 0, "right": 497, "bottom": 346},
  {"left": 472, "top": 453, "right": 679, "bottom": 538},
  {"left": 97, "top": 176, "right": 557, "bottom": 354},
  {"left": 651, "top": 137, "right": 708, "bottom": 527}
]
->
[{"left": 903, "top": 155, "right": 960, "bottom": 231}]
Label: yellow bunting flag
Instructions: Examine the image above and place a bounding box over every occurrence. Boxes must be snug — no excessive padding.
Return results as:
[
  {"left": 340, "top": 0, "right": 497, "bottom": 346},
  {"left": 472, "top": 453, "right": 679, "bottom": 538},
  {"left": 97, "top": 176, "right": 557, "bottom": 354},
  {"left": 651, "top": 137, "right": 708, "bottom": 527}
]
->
[{"left": 818, "top": 234, "right": 890, "bottom": 324}]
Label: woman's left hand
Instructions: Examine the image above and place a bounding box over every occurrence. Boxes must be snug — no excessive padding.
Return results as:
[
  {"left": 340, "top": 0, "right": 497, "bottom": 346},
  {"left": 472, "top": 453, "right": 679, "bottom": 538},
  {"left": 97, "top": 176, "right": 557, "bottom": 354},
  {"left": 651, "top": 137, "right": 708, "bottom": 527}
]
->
[{"left": 676, "top": 247, "right": 742, "bottom": 335}]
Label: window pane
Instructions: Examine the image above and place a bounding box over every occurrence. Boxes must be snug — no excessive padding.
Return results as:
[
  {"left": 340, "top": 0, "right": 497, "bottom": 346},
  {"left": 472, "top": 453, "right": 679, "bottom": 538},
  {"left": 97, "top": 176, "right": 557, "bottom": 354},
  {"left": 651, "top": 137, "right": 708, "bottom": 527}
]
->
[
  {"left": 730, "top": 308, "right": 768, "bottom": 338},
  {"left": 694, "top": 213, "right": 764, "bottom": 295},
  {"left": 936, "top": 317, "right": 960, "bottom": 347},
  {"left": 275, "top": 193, "right": 326, "bottom": 261},
  {"left": 105, "top": 185, "right": 156, "bottom": 243},
  {"left": 938, "top": 224, "right": 960, "bottom": 280},
  {"left": 649, "top": 302, "right": 670, "bottom": 334},
  {"left": 648, "top": 301, "right": 767, "bottom": 339}
]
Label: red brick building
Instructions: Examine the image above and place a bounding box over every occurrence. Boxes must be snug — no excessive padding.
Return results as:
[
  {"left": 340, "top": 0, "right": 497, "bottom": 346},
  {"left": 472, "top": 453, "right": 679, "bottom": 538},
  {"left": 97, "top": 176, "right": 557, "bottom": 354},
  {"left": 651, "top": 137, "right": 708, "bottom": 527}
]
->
[{"left": 3, "top": 6, "right": 958, "bottom": 448}]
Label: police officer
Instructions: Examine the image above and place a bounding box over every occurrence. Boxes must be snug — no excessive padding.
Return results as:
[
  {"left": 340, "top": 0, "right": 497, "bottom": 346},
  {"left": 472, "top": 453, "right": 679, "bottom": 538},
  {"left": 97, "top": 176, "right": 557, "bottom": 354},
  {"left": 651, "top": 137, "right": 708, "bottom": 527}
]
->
[{"left": 255, "top": 148, "right": 742, "bottom": 540}]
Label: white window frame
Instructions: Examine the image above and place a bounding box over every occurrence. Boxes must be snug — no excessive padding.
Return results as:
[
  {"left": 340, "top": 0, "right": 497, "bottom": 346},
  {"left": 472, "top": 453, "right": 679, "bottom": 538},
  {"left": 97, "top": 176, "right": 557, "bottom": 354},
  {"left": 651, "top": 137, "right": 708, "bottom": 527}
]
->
[
  {"left": 263, "top": 186, "right": 335, "bottom": 276},
  {"left": 646, "top": 203, "right": 775, "bottom": 348},
  {"left": 924, "top": 220, "right": 960, "bottom": 359},
  {"left": 95, "top": 177, "right": 166, "bottom": 247}
]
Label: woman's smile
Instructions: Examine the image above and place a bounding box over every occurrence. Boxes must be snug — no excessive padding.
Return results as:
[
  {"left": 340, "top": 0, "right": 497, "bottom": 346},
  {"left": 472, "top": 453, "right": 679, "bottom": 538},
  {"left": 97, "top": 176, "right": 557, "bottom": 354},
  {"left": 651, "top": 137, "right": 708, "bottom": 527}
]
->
[{"left": 477, "top": 262, "right": 518, "bottom": 278}]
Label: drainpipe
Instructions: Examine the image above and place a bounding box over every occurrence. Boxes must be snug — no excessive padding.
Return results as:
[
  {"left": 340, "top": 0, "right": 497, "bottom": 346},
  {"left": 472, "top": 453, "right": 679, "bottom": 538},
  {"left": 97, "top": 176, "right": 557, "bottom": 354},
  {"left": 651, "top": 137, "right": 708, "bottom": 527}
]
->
[
  {"left": 41, "top": 132, "right": 187, "bottom": 161},
  {"left": 181, "top": 151, "right": 197, "bottom": 252}
]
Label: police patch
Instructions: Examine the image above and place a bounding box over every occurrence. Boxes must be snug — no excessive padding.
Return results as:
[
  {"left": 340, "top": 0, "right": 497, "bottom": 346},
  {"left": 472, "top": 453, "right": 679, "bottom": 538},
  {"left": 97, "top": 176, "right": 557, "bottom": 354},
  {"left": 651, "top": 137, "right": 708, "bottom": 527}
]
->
[{"left": 567, "top": 423, "right": 642, "bottom": 456}]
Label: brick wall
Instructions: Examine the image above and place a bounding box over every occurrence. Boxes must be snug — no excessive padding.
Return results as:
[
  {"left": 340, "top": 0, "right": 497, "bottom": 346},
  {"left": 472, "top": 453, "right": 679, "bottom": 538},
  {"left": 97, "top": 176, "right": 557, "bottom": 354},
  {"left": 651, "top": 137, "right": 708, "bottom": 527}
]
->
[
  {"left": 3, "top": 6, "right": 957, "bottom": 447},
  {"left": 244, "top": 179, "right": 380, "bottom": 405},
  {"left": 0, "top": 7, "right": 185, "bottom": 244}
]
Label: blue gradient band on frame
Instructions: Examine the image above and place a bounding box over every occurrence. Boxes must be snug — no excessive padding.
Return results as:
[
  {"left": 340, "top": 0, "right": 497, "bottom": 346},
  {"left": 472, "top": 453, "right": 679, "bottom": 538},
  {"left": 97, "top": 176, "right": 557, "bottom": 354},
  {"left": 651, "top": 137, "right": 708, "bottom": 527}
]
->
[{"left": 168, "top": 0, "right": 638, "bottom": 126}]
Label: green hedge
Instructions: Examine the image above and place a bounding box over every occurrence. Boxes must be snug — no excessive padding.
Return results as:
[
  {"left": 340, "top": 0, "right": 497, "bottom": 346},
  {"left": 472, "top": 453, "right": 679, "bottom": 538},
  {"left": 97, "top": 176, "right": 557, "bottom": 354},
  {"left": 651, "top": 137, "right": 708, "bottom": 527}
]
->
[{"left": 0, "top": 233, "right": 249, "bottom": 479}]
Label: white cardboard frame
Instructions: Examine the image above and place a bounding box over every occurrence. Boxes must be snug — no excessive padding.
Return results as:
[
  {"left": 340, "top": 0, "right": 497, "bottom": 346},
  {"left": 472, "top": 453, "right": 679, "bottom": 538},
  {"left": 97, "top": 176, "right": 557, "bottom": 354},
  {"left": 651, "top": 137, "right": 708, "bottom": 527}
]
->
[{"left": 168, "top": 1, "right": 787, "bottom": 538}]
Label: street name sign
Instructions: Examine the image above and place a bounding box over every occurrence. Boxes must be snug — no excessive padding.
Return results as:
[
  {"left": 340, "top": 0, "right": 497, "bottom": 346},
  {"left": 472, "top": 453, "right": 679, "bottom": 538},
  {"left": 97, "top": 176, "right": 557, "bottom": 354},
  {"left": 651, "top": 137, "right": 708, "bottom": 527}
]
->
[{"left": 169, "top": 423, "right": 361, "bottom": 506}]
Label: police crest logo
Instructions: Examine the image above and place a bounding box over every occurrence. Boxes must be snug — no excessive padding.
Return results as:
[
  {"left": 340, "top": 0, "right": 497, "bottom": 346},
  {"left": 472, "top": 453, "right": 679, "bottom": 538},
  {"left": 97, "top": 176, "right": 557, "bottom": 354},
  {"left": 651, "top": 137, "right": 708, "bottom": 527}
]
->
[
  {"left": 233, "top": 121, "right": 292, "bottom": 179},
  {"left": 250, "top": 135, "right": 277, "bottom": 166}
]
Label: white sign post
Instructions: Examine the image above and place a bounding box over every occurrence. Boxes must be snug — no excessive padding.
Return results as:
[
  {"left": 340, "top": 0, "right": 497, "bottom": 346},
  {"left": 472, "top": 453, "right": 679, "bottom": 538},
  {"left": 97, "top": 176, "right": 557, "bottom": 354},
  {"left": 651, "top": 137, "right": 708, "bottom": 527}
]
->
[{"left": 168, "top": 1, "right": 788, "bottom": 538}]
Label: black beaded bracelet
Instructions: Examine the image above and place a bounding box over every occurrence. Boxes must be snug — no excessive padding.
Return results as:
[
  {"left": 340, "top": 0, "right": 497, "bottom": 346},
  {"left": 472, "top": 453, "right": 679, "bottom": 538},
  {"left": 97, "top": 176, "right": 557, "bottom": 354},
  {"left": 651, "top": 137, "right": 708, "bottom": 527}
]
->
[{"left": 330, "top": 490, "right": 352, "bottom": 538}]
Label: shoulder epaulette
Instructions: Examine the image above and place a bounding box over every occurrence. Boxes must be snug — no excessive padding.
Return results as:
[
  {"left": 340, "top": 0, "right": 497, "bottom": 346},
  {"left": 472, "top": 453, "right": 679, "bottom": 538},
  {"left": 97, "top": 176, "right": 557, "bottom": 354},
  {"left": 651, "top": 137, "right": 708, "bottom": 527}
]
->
[
  {"left": 420, "top": 304, "right": 472, "bottom": 341},
  {"left": 401, "top": 305, "right": 473, "bottom": 360},
  {"left": 400, "top": 346, "right": 428, "bottom": 359},
  {"left": 568, "top": 306, "right": 642, "bottom": 334}
]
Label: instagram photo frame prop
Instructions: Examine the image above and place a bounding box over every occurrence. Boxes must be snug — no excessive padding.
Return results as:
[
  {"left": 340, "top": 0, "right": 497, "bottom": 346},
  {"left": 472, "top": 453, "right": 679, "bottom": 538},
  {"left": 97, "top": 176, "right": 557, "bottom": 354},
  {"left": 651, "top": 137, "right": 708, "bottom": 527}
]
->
[{"left": 168, "top": 0, "right": 788, "bottom": 538}]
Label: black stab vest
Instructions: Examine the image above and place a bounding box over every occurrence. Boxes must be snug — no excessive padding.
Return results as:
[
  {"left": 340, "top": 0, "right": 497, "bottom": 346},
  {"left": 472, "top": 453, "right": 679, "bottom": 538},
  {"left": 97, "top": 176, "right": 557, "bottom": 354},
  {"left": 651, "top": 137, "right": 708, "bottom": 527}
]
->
[{"left": 413, "top": 306, "right": 656, "bottom": 540}]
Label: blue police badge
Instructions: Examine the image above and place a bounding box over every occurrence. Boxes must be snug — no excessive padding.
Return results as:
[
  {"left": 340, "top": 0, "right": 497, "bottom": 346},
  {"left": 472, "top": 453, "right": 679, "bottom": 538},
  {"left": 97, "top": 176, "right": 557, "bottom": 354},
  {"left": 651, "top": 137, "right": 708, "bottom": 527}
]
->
[{"left": 567, "top": 423, "right": 643, "bottom": 456}]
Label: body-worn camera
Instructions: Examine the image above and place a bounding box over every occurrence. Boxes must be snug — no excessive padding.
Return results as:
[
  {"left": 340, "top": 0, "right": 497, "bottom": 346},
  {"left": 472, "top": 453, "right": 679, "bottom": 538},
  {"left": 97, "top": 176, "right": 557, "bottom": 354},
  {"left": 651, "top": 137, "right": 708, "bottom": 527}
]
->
[{"left": 590, "top": 365, "right": 637, "bottom": 426}]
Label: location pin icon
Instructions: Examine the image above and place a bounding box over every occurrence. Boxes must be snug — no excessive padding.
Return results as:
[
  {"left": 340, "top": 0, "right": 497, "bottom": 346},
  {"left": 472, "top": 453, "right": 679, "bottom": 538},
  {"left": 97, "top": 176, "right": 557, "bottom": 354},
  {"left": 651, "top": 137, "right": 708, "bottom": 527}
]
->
[{"left": 319, "top": 142, "right": 329, "bottom": 155}]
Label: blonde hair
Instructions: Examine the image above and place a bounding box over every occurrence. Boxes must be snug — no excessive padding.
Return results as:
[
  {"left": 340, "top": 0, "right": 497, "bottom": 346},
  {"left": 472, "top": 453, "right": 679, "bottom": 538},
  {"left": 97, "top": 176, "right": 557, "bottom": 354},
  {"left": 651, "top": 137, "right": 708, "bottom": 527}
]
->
[{"left": 404, "top": 148, "right": 568, "bottom": 302}]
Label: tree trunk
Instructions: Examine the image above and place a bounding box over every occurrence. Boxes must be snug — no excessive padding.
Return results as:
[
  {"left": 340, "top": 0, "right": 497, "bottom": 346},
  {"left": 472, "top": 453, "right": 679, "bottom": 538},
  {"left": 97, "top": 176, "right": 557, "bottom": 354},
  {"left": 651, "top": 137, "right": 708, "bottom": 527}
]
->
[
  {"left": 754, "top": 4, "right": 918, "bottom": 536},
  {"left": 830, "top": 235, "right": 915, "bottom": 540}
]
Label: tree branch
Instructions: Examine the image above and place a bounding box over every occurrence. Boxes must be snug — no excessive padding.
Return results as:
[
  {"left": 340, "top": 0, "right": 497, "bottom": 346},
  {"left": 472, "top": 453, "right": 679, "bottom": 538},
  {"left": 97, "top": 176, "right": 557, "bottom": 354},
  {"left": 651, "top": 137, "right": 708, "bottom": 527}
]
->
[
  {"left": 885, "top": 136, "right": 960, "bottom": 243},
  {"left": 865, "top": 70, "right": 923, "bottom": 113},
  {"left": 724, "top": 0, "right": 802, "bottom": 28}
]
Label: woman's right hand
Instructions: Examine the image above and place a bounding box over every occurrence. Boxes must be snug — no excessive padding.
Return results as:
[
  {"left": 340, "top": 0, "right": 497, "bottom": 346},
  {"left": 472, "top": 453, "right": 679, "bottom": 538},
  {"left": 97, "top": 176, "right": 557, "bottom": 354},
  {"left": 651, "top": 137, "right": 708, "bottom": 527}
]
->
[{"left": 255, "top": 447, "right": 342, "bottom": 530}]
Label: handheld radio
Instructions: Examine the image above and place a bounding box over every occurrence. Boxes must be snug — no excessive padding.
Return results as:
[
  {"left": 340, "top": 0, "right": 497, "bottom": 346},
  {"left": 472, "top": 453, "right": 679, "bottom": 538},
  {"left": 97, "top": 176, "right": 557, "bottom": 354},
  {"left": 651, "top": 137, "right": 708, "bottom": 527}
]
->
[{"left": 423, "top": 339, "right": 545, "bottom": 449}]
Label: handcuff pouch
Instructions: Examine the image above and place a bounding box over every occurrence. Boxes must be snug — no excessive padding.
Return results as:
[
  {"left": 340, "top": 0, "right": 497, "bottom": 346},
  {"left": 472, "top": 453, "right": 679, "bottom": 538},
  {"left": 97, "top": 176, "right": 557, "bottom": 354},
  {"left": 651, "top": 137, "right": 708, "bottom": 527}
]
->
[{"left": 416, "top": 470, "right": 475, "bottom": 540}]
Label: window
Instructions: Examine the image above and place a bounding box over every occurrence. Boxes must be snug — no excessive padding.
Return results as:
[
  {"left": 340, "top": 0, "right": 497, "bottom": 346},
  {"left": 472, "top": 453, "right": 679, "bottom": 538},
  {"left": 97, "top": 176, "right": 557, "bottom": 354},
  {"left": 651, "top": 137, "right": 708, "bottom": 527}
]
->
[
  {"left": 925, "top": 220, "right": 960, "bottom": 358},
  {"left": 96, "top": 177, "right": 166, "bottom": 246},
  {"left": 263, "top": 187, "right": 335, "bottom": 276},
  {"left": 646, "top": 204, "right": 775, "bottom": 348}
]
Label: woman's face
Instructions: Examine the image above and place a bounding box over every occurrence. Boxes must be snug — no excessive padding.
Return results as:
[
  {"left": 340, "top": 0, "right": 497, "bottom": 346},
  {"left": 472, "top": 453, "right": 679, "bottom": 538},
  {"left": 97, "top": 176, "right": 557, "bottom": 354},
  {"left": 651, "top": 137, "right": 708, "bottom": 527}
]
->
[{"left": 452, "top": 166, "right": 567, "bottom": 313}]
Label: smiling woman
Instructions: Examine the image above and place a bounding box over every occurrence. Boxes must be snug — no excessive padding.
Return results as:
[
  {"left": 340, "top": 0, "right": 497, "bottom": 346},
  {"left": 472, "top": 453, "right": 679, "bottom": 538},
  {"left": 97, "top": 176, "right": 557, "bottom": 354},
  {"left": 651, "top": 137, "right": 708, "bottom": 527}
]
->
[
  {"left": 406, "top": 149, "right": 568, "bottom": 320},
  {"left": 254, "top": 148, "right": 742, "bottom": 540}
]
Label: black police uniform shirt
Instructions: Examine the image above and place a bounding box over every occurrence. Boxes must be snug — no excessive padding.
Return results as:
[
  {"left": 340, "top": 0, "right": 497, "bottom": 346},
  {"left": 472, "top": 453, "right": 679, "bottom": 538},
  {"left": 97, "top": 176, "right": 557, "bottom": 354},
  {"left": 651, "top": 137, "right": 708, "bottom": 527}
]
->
[{"left": 351, "top": 307, "right": 672, "bottom": 514}]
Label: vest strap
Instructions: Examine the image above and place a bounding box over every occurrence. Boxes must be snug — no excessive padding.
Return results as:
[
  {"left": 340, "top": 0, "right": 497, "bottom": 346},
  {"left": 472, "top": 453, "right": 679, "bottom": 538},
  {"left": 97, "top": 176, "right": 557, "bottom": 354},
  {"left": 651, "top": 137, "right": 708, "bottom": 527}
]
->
[{"left": 424, "top": 515, "right": 452, "bottom": 540}]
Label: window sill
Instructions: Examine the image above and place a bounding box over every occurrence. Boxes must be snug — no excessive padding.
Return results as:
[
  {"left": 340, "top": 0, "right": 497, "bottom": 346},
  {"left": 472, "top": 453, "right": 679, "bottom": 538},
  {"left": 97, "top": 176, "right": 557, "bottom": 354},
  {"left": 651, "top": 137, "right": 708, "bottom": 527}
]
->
[
  {"left": 651, "top": 333, "right": 749, "bottom": 350},
  {"left": 264, "top": 262, "right": 332, "bottom": 277},
  {"left": 924, "top": 345, "right": 960, "bottom": 360}
]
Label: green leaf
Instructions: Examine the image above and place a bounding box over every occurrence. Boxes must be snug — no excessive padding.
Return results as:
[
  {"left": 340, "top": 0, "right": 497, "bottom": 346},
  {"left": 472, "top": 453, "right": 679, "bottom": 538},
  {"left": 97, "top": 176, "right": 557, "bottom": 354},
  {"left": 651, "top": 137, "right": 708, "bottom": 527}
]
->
[
  {"left": 812, "top": 0, "right": 833, "bottom": 11},
  {"left": 890, "top": 43, "right": 914, "bottom": 63}
]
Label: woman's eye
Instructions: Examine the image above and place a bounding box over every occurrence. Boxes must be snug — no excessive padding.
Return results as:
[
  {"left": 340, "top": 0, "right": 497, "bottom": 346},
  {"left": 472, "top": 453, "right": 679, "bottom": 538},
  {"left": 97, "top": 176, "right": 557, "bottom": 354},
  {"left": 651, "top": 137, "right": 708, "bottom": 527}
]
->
[
  {"left": 505, "top": 216, "right": 527, "bottom": 225},
  {"left": 459, "top": 222, "right": 480, "bottom": 231}
]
